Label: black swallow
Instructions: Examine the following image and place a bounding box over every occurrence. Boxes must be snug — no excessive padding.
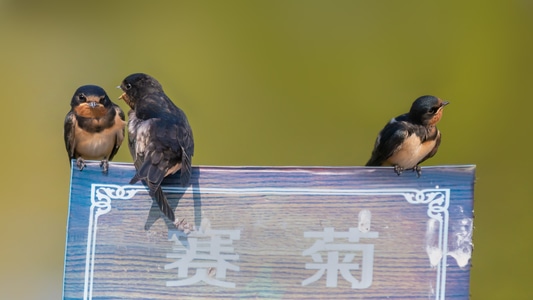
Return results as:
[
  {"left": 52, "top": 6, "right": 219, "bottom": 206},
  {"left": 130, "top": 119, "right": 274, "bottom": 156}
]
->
[
  {"left": 64, "top": 85, "right": 126, "bottom": 173},
  {"left": 119, "top": 73, "right": 194, "bottom": 223},
  {"left": 365, "top": 95, "right": 449, "bottom": 176}
]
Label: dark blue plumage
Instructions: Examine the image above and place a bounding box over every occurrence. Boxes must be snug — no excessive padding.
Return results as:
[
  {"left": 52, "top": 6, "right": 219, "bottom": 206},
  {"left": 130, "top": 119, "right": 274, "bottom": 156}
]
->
[
  {"left": 366, "top": 95, "right": 449, "bottom": 176},
  {"left": 120, "top": 73, "right": 194, "bottom": 222}
]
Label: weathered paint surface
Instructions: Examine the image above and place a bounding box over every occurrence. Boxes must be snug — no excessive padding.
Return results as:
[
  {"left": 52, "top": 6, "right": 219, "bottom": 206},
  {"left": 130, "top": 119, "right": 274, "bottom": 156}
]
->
[{"left": 63, "top": 162, "right": 475, "bottom": 300}]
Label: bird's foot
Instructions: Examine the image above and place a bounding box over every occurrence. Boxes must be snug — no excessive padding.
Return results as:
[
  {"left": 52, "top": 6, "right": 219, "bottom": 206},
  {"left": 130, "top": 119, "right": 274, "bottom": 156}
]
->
[
  {"left": 393, "top": 165, "right": 404, "bottom": 176},
  {"left": 76, "top": 157, "right": 86, "bottom": 171},
  {"left": 174, "top": 218, "right": 193, "bottom": 234},
  {"left": 413, "top": 165, "right": 422, "bottom": 177},
  {"left": 100, "top": 159, "right": 109, "bottom": 174}
]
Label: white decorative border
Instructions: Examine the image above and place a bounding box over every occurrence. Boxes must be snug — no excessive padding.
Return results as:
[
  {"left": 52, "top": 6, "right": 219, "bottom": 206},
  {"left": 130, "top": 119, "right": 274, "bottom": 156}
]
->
[
  {"left": 82, "top": 185, "right": 450, "bottom": 300},
  {"left": 83, "top": 185, "right": 140, "bottom": 300}
]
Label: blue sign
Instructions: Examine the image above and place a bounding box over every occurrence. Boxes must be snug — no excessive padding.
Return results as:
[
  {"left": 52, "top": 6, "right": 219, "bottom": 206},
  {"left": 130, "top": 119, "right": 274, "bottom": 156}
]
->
[{"left": 63, "top": 162, "right": 475, "bottom": 299}]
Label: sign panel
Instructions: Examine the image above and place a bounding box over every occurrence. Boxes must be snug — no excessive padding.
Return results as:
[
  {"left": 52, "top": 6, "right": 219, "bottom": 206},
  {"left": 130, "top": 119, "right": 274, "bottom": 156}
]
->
[{"left": 63, "top": 163, "right": 475, "bottom": 299}]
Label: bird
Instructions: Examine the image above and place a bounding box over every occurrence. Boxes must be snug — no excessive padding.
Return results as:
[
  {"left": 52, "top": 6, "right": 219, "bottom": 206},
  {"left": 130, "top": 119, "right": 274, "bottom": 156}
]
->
[
  {"left": 64, "top": 85, "right": 126, "bottom": 174},
  {"left": 119, "top": 73, "right": 194, "bottom": 223},
  {"left": 365, "top": 95, "right": 449, "bottom": 177}
]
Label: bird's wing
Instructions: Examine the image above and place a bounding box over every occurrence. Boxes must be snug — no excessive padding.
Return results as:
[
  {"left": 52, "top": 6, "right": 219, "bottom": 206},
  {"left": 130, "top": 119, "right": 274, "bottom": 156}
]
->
[
  {"left": 129, "top": 117, "right": 177, "bottom": 222},
  {"left": 174, "top": 109, "right": 194, "bottom": 186},
  {"left": 127, "top": 110, "right": 138, "bottom": 162},
  {"left": 108, "top": 105, "right": 126, "bottom": 161},
  {"left": 418, "top": 130, "right": 441, "bottom": 164},
  {"left": 63, "top": 111, "right": 77, "bottom": 164},
  {"left": 366, "top": 121, "right": 409, "bottom": 166}
]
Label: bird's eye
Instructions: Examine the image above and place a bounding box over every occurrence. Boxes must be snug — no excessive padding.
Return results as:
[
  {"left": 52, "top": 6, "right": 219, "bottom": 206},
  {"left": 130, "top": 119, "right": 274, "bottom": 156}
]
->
[
  {"left": 79, "top": 94, "right": 86, "bottom": 101},
  {"left": 125, "top": 83, "right": 132, "bottom": 90},
  {"left": 429, "top": 107, "right": 438, "bottom": 114}
]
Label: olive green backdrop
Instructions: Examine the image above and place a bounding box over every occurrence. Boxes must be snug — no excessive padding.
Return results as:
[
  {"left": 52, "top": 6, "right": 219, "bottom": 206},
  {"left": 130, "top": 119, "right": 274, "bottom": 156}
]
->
[{"left": 1, "top": 1, "right": 531, "bottom": 299}]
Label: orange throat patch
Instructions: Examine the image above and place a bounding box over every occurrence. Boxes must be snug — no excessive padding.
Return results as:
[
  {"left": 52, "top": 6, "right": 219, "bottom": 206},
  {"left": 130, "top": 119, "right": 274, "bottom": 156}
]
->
[
  {"left": 74, "top": 103, "right": 107, "bottom": 118},
  {"left": 428, "top": 108, "right": 444, "bottom": 126}
]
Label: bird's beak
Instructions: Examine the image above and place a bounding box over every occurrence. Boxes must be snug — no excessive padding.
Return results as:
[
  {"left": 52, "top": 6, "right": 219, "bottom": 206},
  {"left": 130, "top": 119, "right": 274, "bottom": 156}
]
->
[
  {"left": 117, "top": 85, "right": 126, "bottom": 100},
  {"left": 441, "top": 101, "right": 450, "bottom": 107},
  {"left": 88, "top": 101, "right": 98, "bottom": 108}
]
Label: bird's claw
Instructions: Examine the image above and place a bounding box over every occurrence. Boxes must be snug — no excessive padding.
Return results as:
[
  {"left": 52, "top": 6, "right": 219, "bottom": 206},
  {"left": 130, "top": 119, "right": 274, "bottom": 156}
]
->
[
  {"left": 76, "top": 157, "right": 86, "bottom": 171},
  {"left": 413, "top": 165, "right": 422, "bottom": 177},
  {"left": 174, "top": 218, "right": 193, "bottom": 234},
  {"left": 100, "top": 159, "right": 109, "bottom": 174},
  {"left": 393, "top": 165, "right": 404, "bottom": 176}
]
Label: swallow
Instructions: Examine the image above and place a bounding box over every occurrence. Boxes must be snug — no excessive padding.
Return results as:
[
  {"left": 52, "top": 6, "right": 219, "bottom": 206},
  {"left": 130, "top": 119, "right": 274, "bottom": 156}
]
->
[
  {"left": 365, "top": 95, "right": 449, "bottom": 177},
  {"left": 64, "top": 85, "right": 126, "bottom": 173},
  {"left": 119, "top": 73, "right": 194, "bottom": 223}
]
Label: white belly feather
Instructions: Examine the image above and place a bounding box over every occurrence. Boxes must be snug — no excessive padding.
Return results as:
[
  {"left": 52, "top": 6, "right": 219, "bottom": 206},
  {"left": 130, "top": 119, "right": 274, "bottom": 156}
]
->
[
  {"left": 74, "top": 125, "right": 122, "bottom": 160},
  {"left": 386, "top": 134, "right": 436, "bottom": 169}
]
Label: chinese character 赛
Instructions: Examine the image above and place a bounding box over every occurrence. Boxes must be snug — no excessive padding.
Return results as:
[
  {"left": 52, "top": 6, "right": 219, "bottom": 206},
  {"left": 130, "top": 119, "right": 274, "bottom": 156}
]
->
[{"left": 165, "top": 229, "right": 241, "bottom": 288}]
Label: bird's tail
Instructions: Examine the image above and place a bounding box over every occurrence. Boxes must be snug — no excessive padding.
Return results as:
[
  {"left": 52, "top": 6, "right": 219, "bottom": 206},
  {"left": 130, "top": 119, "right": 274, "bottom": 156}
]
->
[
  {"left": 152, "top": 185, "right": 175, "bottom": 222},
  {"left": 365, "top": 159, "right": 379, "bottom": 166},
  {"left": 129, "top": 174, "right": 141, "bottom": 184},
  {"left": 365, "top": 153, "right": 382, "bottom": 166},
  {"left": 130, "top": 160, "right": 175, "bottom": 222}
]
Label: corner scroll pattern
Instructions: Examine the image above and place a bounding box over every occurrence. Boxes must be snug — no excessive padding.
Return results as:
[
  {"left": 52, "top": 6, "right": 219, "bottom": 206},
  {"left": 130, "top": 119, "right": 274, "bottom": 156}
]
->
[
  {"left": 402, "top": 189, "right": 449, "bottom": 220},
  {"left": 402, "top": 189, "right": 450, "bottom": 300},
  {"left": 84, "top": 184, "right": 141, "bottom": 300}
]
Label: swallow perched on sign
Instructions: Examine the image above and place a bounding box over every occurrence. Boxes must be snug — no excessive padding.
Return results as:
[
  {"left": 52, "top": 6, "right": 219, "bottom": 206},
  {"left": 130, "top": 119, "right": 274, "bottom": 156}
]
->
[
  {"left": 119, "top": 73, "right": 194, "bottom": 223},
  {"left": 64, "top": 85, "right": 126, "bottom": 174},
  {"left": 365, "top": 95, "right": 449, "bottom": 177}
]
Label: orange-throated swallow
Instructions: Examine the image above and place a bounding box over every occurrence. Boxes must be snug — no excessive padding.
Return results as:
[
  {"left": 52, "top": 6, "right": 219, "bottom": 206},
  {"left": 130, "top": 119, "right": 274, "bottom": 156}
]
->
[
  {"left": 64, "top": 85, "right": 126, "bottom": 174},
  {"left": 119, "top": 73, "right": 194, "bottom": 223},
  {"left": 365, "top": 95, "right": 449, "bottom": 177}
]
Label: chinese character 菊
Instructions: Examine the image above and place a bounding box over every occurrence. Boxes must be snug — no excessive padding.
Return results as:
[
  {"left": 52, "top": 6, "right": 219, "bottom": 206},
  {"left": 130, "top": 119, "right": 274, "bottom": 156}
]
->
[{"left": 302, "top": 209, "right": 378, "bottom": 289}]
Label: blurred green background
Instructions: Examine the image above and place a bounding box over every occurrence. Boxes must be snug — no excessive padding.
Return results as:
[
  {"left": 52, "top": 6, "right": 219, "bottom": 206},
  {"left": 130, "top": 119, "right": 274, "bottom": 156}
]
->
[{"left": 1, "top": 1, "right": 531, "bottom": 299}]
